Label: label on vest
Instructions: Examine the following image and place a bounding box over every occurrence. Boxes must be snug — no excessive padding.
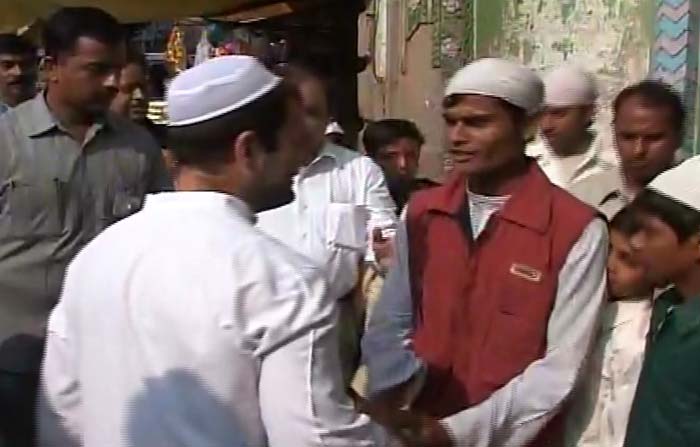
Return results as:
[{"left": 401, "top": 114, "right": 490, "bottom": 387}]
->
[{"left": 509, "top": 263, "right": 543, "bottom": 283}]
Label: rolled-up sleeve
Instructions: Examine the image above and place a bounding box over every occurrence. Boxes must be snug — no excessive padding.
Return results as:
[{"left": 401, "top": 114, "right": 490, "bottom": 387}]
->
[
  {"left": 441, "top": 219, "right": 608, "bottom": 447},
  {"left": 362, "top": 213, "right": 423, "bottom": 397},
  {"left": 361, "top": 157, "right": 397, "bottom": 233}
]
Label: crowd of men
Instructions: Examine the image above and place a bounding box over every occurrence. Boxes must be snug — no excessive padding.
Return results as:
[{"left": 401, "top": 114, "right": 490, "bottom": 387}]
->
[{"left": 0, "top": 6, "right": 698, "bottom": 447}]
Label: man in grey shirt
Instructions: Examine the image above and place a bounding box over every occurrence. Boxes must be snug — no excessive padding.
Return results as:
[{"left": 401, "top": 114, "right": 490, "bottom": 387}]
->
[{"left": 0, "top": 7, "right": 170, "bottom": 445}]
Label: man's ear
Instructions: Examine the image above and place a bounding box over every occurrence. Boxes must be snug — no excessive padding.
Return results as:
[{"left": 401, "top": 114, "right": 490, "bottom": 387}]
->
[
  {"left": 524, "top": 114, "right": 540, "bottom": 142},
  {"left": 232, "top": 130, "right": 261, "bottom": 167},
  {"left": 692, "top": 230, "right": 700, "bottom": 262},
  {"left": 584, "top": 104, "right": 597, "bottom": 126},
  {"left": 42, "top": 56, "right": 58, "bottom": 83}
]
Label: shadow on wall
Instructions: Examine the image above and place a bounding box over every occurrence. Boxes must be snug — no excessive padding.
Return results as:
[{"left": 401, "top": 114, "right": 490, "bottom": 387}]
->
[{"left": 126, "top": 370, "right": 253, "bottom": 447}]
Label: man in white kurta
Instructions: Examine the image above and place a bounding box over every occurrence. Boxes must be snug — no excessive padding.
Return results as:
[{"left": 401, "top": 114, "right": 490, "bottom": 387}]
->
[
  {"left": 38, "top": 56, "right": 391, "bottom": 447},
  {"left": 527, "top": 65, "right": 614, "bottom": 189}
]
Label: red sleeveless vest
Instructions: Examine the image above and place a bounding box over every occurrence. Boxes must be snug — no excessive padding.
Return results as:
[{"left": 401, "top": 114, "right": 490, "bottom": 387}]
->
[{"left": 406, "top": 162, "right": 596, "bottom": 446}]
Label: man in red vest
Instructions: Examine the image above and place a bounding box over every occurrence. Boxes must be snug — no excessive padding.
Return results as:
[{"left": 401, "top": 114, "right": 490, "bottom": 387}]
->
[{"left": 361, "top": 58, "right": 608, "bottom": 446}]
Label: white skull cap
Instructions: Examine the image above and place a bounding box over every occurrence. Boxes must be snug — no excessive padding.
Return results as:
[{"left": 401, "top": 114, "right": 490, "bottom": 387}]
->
[
  {"left": 543, "top": 64, "right": 598, "bottom": 107},
  {"left": 648, "top": 155, "right": 700, "bottom": 212},
  {"left": 445, "top": 58, "right": 544, "bottom": 116},
  {"left": 167, "top": 55, "right": 281, "bottom": 127}
]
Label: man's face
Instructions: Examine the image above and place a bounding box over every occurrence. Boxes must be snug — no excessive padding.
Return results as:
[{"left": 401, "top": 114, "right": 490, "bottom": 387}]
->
[
  {"left": 615, "top": 97, "right": 680, "bottom": 186},
  {"left": 443, "top": 95, "right": 526, "bottom": 176},
  {"left": 110, "top": 62, "right": 148, "bottom": 122},
  {"left": 629, "top": 212, "right": 700, "bottom": 287},
  {"left": 250, "top": 96, "right": 315, "bottom": 212},
  {"left": 48, "top": 37, "right": 126, "bottom": 118},
  {"left": 608, "top": 229, "right": 653, "bottom": 298},
  {"left": 298, "top": 78, "right": 329, "bottom": 157},
  {"left": 375, "top": 137, "right": 421, "bottom": 191},
  {"left": 539, "top": 105, "right": 593, "bottom": 154},
  {"left": 0, "top": 52, "right": 37, "bottom": 106}
]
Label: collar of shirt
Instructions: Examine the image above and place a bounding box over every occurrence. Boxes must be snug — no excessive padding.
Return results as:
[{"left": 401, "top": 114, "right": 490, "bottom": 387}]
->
[
  {"left": 143, "top": 191, "right": 257, "bottom": 225},
  {"left": 528, "top": 132, "right": 603, "bottom": 178},
  {"left": 19, "top": 93, "right": 112, "bottom": 141},
  {"left": 654, "top": 288, "right": 700, "bottom": 338},
  {"left": 301, "top": 142, "right": 342, "bottom": 176}
]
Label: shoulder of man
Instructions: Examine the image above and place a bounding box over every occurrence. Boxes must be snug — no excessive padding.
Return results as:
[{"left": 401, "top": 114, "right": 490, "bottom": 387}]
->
[
  {"left": 568, "top": 168, "right": 625, "bottom": 209},
  {"left": 106, "top": 112, "right": 162, "bottom": 154}
]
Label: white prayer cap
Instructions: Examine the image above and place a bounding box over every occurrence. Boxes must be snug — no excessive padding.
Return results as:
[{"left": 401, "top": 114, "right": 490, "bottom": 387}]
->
[
  {"left": 445, "top": 58, "right": 544, "bottom": 116},
  {"left": 167, "top": 55, "right": 281, "bottom": 127},
  {"left": 648, "top": 155, "right": 700, "bottom": 212},
  {"left": 543, "top": 65, "right": 598, "bottom": 107},
  {"left": 325, "top": 121, "right": 345, "bottom": 136}
]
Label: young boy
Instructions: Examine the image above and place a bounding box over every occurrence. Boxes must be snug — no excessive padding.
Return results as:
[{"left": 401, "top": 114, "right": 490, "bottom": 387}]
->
[
  {"left": 566, "top": 207, "right": 655, "bottom": 447},
  {"left": 622, "top": 156, "right": 700, "bottom": 447}
]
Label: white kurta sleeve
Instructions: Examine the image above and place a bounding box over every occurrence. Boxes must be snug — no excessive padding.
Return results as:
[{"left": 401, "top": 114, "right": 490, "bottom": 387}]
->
[
  {"left": 37, "top": 269, "right": 82, "bottom": 447},
  {"left": 441, "top": 218, "right": 608, "bottom": 447},
  {"left": 362, "top": 157, "right": 398, "bottom": 233},
  {"left": 362, "top": 212, "right": 424, "bottom": 396},
  {"left": 252, "top": 249, "right": 390, "bottom": 446}
]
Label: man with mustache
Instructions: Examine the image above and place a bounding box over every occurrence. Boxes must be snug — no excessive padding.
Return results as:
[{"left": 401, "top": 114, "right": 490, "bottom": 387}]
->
[
  {"left": 0, "top": 34, "right": 38, "bottom": 114},
  {"left": 0, "top": 8, "right": 169, "bottom": 445},
  {"left": 362, "top": 58, "right": 608, "bottom": 447},
  {"left": 570, "top": 80, "right": 683, "bottom": 218}
]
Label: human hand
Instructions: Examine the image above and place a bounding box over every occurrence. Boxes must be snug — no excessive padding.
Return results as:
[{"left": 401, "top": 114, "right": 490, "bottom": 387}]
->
[{"left": 372, "top": 228, "right": 394, "bottom": 270}]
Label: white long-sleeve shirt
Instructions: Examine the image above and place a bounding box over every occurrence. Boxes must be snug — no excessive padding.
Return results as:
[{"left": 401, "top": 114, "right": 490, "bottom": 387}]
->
[
  {"left": 527, "top": 134, "right": 615, "bottom": 189},
  {"left": 38, "top": 192, "right": 389, "bottom": 447},
  {"left": 257, "top": 143, "right": 397, "bottom": 302},
  {"left": 566, "top": 299, "right": 652, "bottom": 447},
  {"left": 363, "top": 193, "right": 608, "bottom": 447}
]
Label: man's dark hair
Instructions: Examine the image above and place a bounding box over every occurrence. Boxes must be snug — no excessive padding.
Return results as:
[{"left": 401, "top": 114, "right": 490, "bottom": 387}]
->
[
  {"left": 43, "top": 7, "right": 125, "bottom": 59},
  {"left": 363, "top": 119, "right": 425, "bottom": 157},
  {"left": 167, "top": 82, "right": 297, "bottom": 169},
  {"left": 125, "top": 45, "right": 147, "bottom": 70},
  {"left": 0, "top": 34, "right": 37, "bottom": 58},
  {"left": 613, "top": 80, "right": 686, "bottom": 134},
  {"left": 610, "top": 206, "right": 642, "bottom": 236},
  {"left": 630, "top": 189, "right": 700, "bottom": 242}
]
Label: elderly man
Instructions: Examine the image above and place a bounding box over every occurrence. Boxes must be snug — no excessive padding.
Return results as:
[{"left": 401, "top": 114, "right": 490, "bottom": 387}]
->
[
  {"left": 570, "top": 80, "right": 684, "bottom": 218},
  {"left": 528, "top": 65, "right": 612, "bottom": 189},
  {"left": 362, "top": 58, "right": 608, "bottom": 447}
]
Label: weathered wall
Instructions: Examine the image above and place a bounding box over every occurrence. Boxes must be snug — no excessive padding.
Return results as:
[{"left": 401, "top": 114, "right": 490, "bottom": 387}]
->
[{"left": 358, "top": 0, "right": 696, "bottom": 180}]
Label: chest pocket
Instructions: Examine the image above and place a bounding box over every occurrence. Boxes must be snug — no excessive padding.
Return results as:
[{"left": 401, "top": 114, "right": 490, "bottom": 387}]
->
[
  {"left": 0, "top": 178, "right": 63, "bottom": 240},
  {"left": 97, "top": 187, "right": 144, "bottom": 231},
  {"left": 325, "top": 203, "right": 368, "bottom": 251}
]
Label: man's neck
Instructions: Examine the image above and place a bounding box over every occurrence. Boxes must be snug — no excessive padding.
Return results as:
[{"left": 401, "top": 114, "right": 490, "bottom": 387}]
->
[
  {"left": 675, "top": 266, "right": 700, "bottom": 300},
  {"left": 622, "top": 171, "right": 646, "bottom": 197},
  {"left": 175, "top": 167, "right": 251, "bottom": 204},
  {"left": 45, "top": 88, "right": 95, "bottom": 141},
  {"left": 550, "top": 131, "right": 593, "bottom": 158},
  {"left": 468, "top": 157, "right": 529, "bottom": 196}
]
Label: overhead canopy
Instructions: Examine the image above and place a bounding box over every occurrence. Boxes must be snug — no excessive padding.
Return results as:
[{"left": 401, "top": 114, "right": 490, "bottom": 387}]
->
[{"left": 1, "top": 0, "right": 282, "bottom": 32}]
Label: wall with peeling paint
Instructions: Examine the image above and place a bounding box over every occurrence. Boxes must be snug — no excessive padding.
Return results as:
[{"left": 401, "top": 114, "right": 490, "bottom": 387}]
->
[
  {"left": 357, "top": 0, "right": 694, "bottom": 180},
  {"left": 478, "top": 0, "right": 656, "bottom": 163}
]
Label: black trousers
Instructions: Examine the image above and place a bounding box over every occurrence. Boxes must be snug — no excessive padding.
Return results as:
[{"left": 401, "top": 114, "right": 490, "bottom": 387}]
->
[{"left": 0, "top": 371, "right": 39, "bottom": 447}]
